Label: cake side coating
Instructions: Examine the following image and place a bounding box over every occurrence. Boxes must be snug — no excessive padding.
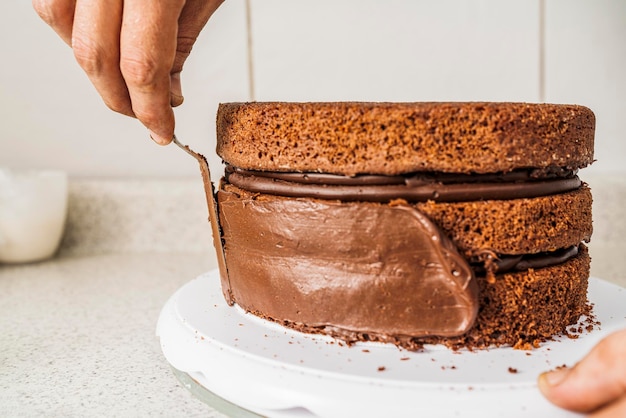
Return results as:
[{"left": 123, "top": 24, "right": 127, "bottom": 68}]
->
[
  {"left": 218, "top": 188, "right": 480, "bottom": 337},
  {"left": 217, "top": 102, "right": 595, "bottom": 176}
]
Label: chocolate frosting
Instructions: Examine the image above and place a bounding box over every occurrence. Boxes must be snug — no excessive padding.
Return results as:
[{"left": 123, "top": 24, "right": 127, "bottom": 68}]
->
[
  {"left": 472, "top": 245, "right": 580, "bottom": 274},
  {"left": 512, "top": 246, "right": 579, "bottom": 271},
  {"left": 218, "top": 189, "right": 479, "bottom": 338},
  {"left": 225, "top": 166, "right": 581, "bottom": 202}
]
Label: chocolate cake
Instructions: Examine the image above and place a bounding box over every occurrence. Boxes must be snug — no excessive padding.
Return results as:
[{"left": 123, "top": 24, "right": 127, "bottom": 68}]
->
[{"left": 212, "top": 102, "right": 594, "bottom": 350}]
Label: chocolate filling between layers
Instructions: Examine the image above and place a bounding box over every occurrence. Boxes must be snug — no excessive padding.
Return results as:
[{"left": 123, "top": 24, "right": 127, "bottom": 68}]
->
[
  {"left": 225, "top": 165, "right": 581, "bottom": 203},
  {"left": 472, "top": 245, "right": 580, "bottom": 275}
]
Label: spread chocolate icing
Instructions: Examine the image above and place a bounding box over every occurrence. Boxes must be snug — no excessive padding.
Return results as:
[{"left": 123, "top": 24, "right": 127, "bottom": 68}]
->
[
  {"left": 218, "top": 189, "right": 479, "bottom": 338},
  {"left": 225, "top": 166, "right": 581, "bottom": 202},
  {"left": 472, "top": 245, "right": 580, "bottom": 274}
]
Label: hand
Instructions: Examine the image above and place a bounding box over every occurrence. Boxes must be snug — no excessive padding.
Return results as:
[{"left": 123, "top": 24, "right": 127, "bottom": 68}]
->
[
  {"left": 538, "top": 328, "right": 626, "bottom": 417},
  {"left": 32, "top": 0, "right": 224, "bottom": 145}
]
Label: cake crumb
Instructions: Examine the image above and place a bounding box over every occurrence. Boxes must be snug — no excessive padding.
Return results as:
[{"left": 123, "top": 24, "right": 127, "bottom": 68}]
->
[
  {"left": 362, "top": 349, "right": 370, "bottom": 353},
  {"left": 378, "top": 366, "right": 386, "bottom": 372},
  {"left": 513, "top": 341, "right": 533, "bottom": 350},
  {"left": 400, "top": 357, "right": 410, "bottom": 361},
  {"left": 508, "top": 367, "right": 518, "bottom": 374},
  {"left": 389, "top": 198, "right": 409, "bottom": 207}
]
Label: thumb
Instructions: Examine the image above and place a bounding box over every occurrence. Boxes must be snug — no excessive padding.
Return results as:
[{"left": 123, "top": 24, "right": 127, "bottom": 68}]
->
[
  {"left": 170, "top": 72, "right": 184, "bottom": 107},
  {"left": 538, "top": 329, "right": 626, "bottom": 413}
]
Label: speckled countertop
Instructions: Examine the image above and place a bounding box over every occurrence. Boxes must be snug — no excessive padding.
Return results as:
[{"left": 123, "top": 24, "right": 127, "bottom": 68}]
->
[
  {"left": 1, "top": 179, "right": 226, "bottom": 417},
  {"left": 0, "top": 253, "right": 222, "bottom": 417},
  {"left": 1, "top": 176, "right": 625, "bottom": 417}
]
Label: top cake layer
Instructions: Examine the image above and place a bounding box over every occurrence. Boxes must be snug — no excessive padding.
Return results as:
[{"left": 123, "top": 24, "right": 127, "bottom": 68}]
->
[{"left": 217, "top": 102, "right": 595, "bottom": 176}]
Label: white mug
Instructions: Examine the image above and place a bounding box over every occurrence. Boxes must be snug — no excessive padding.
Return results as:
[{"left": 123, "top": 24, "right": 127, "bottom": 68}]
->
[{"left": 0, "top": 169, "right": 68, "bottom": 264}]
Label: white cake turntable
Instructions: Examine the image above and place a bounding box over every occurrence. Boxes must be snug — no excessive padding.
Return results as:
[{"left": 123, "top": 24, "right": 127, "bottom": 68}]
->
[{"left": 157, "top": 270, "right": 626, "bottom": 417}]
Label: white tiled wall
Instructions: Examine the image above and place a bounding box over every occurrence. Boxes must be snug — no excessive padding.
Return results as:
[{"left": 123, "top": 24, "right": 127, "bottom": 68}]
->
[
  {"left": 0, "top": 0, "right": 624, "bottom": 177},
  {"left": 250, "top": 0, "right": 540, "bottom": 102},
  {"left": 544, "top": 0, "right": 626, "bottom": 174}
]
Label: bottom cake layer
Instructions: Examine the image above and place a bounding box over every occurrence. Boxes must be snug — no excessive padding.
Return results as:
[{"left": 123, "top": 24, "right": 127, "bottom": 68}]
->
[
  {"left": 237, "top": 248, "right": 590, "bottom": 350},
  {"left": 312, "top": 247, "right": 590, "bottom": 350}
]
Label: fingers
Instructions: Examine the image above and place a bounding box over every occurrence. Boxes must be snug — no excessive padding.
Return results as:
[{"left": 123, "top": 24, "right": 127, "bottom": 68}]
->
[
  {"left": 72, "top": 0, "right": 134, "bottom": 117},
  {"left": 170, "top": 72, "right": 184, "bottom": 107},
  {"left": 34, "top": 0, "right": 224, "bottom": 146},
  {"left": 32, "top": 0, "right": 76, "bottom": 46},
  {"left": 119, "top": 0, "right": 187, "bottom": 145},
  {"left": 538, "top": 329, "right": 626, "bottom": 413}
]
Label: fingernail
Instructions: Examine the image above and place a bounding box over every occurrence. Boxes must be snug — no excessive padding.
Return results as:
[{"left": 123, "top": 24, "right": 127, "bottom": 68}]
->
[
  {"left": 149, "top": 131, "right": 171, "bottom": 146},
  {"left": 170, "top": 93, "right": 184, "bottom": 107},
  {"left": 541, "top": 367, "right": 570, "bottom": 387},
  {"left": 170, "top": 73, "right": 184, "bottom": 107}
]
